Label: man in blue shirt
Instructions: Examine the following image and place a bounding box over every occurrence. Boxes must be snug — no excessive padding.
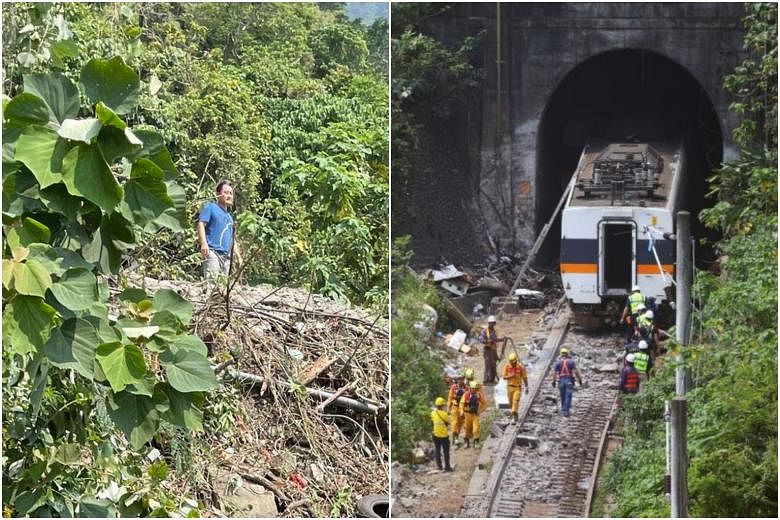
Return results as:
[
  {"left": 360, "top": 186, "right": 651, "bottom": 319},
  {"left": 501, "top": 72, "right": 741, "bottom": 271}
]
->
[
  {"left": 551, "top": 348, "right": 584, "bottom": 417},
  {"left": 197, "top": 180, "right": 242, "bottom": 277}
]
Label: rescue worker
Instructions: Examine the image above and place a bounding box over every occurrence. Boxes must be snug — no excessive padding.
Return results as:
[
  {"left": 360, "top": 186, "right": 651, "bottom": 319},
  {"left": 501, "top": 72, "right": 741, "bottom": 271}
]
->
[
  {"left": 632, "top": 340, "right": 651, "bottom": 381},
  {"left": 460, "top": 381, "right": 485, "bottom": 448},
  {"left": 447, "top": 375, "right": 467, "bottom": 446},
  {"left": 619, "top": 354, "right": 640, "bottom": 393},
  {"left": 636, "top": 309, "right": 656, "bottom": 346},
  {"left": 479, "top": 316, "right": 501, "bottom": 384},
  {"left": 621, "top": 285, "right": 646, "bottom": 334},
  {"left": 502, "top": 352, "right": 529, "bottom": 424},
  {"left": 551, "top": 348, "right": 583, "bottom": 417},
  {"left": 431, "top": 397, "right": 453, "bottom": 471}
]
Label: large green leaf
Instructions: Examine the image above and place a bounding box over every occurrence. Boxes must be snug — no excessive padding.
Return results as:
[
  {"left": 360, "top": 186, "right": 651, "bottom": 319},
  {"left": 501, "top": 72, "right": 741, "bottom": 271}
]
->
[
  {"left": 28, "top": 355, "right": 50, "bottom": 422},
  {"left": 2, "top": 295, "right": 56, "bottom": 355},
  {"left": 160, "top": 386, "right": 204, "bottom": 431},
  {"left": 123, "top": 159, "right": 173, "bottom": 227},
  {"left": 147, "top": 310, "right": 182, "bottom": 352},
  {"left": 96, "top": 125, "right": 141, "bottom": 164},
  {"left": 4, "top": 92, "right": 51, "bottom": 126},
  {"left": 171, "top": 335, "right": 208, "bottom": 357},
  {"left": 95, "top": 342, "right": 147, "bottom": 393},
  {"left": 148, "top": 181, "right": 185, "bottom": 232},
  {"left": 159, "top": 348, "right": 217, "bottom": 393},
  {"left": 80, "top": 57, "right": 139, "bottom": 115},
  {"left": 58, "top": 118, "right": 102, "bottom": 144},
  {"left": 7, "top": 217, "right": 51, "bottom": 248},
  {"left": 13, "top": 125, "right": 69, "bottom": 188},
  {"left": 78, "top": 497, "right": 114, "bottom": 518},
  {"left": 49, "top": 268, "right": 98, "bottom": 311},
  {"left": 82, "top": 212, "right": 134, "bottom": 274},
  {"left": 39, "top": 183, "right": 83, "bottom": 220},
  {"left": 11, "top": 258, "right": 52, "bottom": 297},
  {"left": 95, "top": 102, "right": 126, "bottom": 130},
  {"left": 2, "top": 169, "right": 45, "bottom": 217},
  {"left": 61, "top": 143, "right": 122, "bottom": 212},
  {"left": 107, "top": 387, "right": 169, "bottom": 449},
  {"left": 23, "top": 72, "right": 80, "bottom": 124},
  {"left": 83, "top": 316, "right": 121, "bottom": 345},
  {"left": 118, "top": 288, "right": 148, "bottom": 303},
  {"left": 42, "top": 318, "right": 100, "bottom": 379},
  {"left": 153, "top": 289, "right": 193, "bottom": 325},
  {"left": 27, "top": 243, "right": 64, "bottom": 275}
]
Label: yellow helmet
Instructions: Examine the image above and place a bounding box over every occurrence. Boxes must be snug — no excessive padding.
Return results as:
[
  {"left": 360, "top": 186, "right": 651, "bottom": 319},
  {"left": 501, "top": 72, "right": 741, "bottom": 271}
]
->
[
  {"left": 469, "top": 380, "right": 478, "bottom": 389},
  {"left": 508, "top": 352, "right": 518, "bottom": 362},
  {"left": 464, "top": 368, "right": 475, "bottom": 380},
  {"left": 435, "top": 397, "right": 446, "bottom": 406},
  {"left": 560, "top": 348, "right": 570, "bottom": 356}
]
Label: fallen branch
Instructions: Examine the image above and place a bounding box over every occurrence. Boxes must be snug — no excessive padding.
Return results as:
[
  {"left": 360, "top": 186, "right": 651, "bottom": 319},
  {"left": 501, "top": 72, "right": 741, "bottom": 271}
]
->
[
  {"left": 316, "top": 382, "right": 355, "bottom": 414},
  {"left": 225, "top": 367, "right": 383, "bottom": 415}
]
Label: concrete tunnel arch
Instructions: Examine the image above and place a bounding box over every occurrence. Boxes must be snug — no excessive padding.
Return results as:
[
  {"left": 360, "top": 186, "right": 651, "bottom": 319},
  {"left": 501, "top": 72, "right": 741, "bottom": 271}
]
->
[{"left": 534, "top": 48, "right": 723, "bottom": 266}]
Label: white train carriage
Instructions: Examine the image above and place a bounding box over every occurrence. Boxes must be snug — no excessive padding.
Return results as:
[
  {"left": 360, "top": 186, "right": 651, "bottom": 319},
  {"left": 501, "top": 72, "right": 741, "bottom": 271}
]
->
[{"left": 560, "top": 142, "right": 684, "bottom": 326}]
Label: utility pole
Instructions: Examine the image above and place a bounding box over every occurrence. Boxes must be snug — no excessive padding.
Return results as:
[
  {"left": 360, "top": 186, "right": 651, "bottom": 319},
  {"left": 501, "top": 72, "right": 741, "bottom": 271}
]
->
[
  {"left": 671, "top": 210, "right": 691, "bottom": 517},
  {"left": 675, "top": 210, "right": 692, "bottom": 395}
]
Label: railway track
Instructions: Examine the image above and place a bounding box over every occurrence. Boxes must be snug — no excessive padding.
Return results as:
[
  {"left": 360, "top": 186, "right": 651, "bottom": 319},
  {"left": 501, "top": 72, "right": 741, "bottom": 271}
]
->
[{"left": 464, "top": 314, "right": 621, "bottom": 518}]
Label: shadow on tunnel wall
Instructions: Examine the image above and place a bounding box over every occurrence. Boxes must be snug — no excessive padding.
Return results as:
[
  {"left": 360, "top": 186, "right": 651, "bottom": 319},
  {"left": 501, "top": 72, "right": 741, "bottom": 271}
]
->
[{"left": 536, "top": 48, "right": 723, "bottom": 268}]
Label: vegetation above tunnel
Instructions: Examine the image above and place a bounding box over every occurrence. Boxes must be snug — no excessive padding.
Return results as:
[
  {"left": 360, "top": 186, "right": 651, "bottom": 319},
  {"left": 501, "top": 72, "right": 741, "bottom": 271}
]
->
[{"left": 596, "top": 3, "right": 777, "bottom": 517}]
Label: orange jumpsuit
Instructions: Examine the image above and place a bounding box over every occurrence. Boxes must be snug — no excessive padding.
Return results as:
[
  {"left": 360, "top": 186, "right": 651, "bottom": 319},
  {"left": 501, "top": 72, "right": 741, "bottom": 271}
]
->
[
  {"left": 447, "top": 382, "right": 467, "bottom": 437},
  {"left": 502, "top": 361, "right": 528, "bottom": 415},
  {"left": 459, "top": 388, "right": 485, "bottom": 443}
]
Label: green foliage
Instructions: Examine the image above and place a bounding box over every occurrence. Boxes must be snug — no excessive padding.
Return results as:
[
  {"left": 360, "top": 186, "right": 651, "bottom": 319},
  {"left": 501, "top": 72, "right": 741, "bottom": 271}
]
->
[
  {"left": 6, "top": 2, "right": 389, "bottom": 306},
  {"left": 599, "top": 4, "right": 778, "bottom": 517},
  {"left": 390, "top": 236, "right": 446, "bottom": 461},
  {"left": 390, "top": 5, "right": 482, "bottom": 223},
  {"left": 2, "top": 57, "right": 210, "bottom": 516}
]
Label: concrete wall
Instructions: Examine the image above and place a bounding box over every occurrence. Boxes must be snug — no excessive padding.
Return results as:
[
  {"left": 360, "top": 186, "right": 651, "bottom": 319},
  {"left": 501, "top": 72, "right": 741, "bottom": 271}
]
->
[{"left": 407, "top": 2, "right": 745, "bottom": 264}]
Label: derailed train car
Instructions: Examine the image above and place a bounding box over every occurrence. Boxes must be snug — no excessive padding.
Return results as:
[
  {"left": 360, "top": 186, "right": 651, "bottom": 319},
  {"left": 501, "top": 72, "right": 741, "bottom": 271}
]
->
[{"left": 560, "top": 142, "right": 684, "bottom": 327}]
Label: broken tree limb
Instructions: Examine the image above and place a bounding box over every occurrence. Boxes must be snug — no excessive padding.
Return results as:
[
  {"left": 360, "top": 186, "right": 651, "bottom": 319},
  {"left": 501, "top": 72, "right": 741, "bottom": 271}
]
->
[
  {"left": 316, "top": 382, "right": 356, "bottom": 414},
  {"left": 442, "top": 298, "right": 472, "bottom": 331},
  {"left": 225, "top": 367, "right": 382, "bottom": 415}
]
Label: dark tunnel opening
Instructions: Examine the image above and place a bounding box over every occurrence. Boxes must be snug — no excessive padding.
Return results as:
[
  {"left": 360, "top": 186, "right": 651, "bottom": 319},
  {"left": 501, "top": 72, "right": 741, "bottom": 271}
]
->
[{"left": 536, "top": 49, "right": 723, "bottom": 268}]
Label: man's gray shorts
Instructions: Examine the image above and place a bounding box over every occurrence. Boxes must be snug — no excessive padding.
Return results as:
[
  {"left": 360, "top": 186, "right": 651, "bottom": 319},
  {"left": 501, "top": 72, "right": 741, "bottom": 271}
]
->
[{"left": 203, "top": 250, "right": 230, "bottom": 277}]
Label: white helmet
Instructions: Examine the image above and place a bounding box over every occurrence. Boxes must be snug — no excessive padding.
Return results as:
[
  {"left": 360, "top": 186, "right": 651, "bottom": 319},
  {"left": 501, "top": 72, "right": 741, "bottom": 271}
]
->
[
  {"left": 638, "top": 340, "right": 648, "bottom": 350},
  {"left": 632, "top": 285, "right": 641, "bottom": 292},
  {"left": 645, "top": 310, "right": 654, "bottom": 319},
  {"left": 626, "top": 353, "right": 636, "bottom": 363},
  {"left": 487, "top": 315, "right": 497, "bottom": 323}
]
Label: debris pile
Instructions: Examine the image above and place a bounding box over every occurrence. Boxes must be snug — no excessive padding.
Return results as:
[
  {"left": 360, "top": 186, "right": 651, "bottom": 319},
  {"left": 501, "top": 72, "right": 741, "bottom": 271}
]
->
[
  {"left": 420, "top": 258, "right": 564, "bottom": 332},
  {"left": 123, "top": 276, "right": 388, "bottom": 517}
]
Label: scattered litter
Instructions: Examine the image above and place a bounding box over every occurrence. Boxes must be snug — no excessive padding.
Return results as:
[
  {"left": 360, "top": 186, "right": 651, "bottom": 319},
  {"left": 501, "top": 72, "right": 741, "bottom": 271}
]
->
[{"left": 447, "top": 329, "right": 467, "bottom": 350}]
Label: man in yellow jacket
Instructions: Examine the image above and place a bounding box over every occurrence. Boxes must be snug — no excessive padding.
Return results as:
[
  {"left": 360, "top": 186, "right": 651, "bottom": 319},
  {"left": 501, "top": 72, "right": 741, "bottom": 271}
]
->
[
  {"left": 431, "top": 397, "right": 453, "bottom": 471},
  {"left": 502, "top": 352, "right": 529, "bottom": 424},
  {"left": 459, "top": 381, "right": 485, "bottom": 448}
]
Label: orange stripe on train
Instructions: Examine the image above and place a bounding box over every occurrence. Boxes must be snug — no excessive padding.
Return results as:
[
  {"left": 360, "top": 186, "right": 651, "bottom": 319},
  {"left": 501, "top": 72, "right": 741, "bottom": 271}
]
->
[
  {"left": 560, "top": 263, "right": 597, "bottom": 273},
  {"left": 561, "top": 264, "right": 674, "bottom": 274},
  {"left": 637, "top": 264, "right": 675, "bottom": 274}
]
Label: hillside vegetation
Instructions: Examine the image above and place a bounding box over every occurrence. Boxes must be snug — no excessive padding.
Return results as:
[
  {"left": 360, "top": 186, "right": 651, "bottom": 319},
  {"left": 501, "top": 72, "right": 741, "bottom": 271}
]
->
[
  {"left": 597, "top": 3, "right": 777, "bottom": 517},
  {"left": 2, "top": 2, "right": 387, "bottom": 517}
]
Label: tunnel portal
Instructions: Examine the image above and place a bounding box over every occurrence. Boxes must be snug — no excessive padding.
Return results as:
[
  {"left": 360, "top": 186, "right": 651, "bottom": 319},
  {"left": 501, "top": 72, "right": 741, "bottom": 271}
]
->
[{"left": 536, "top": 49, "right": 723, "bottom": 265}]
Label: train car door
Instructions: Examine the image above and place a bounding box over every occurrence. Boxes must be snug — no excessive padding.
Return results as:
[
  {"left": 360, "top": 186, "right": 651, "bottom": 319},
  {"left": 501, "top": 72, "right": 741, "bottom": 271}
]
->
[{"left": 598, "top": 220, "right": 636, "bottom": 296}]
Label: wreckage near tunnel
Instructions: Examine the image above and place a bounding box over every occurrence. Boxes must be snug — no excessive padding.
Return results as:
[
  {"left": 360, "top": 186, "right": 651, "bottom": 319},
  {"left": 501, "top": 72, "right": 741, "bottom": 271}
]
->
[{"left": 392, "top": 2, "right": 745, "bottom": 269}]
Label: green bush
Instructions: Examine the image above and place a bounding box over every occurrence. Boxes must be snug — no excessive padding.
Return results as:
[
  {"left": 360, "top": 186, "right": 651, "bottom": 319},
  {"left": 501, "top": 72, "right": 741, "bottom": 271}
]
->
[{"left": 390, "top": 237, "right": 446, "bottom": 461}]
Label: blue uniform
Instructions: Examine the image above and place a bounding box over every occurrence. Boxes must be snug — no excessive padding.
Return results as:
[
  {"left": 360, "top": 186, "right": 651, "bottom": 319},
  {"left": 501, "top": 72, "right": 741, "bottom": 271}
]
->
[{"left": 199, "top": 202, "right": 234, "bottom": 253}]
